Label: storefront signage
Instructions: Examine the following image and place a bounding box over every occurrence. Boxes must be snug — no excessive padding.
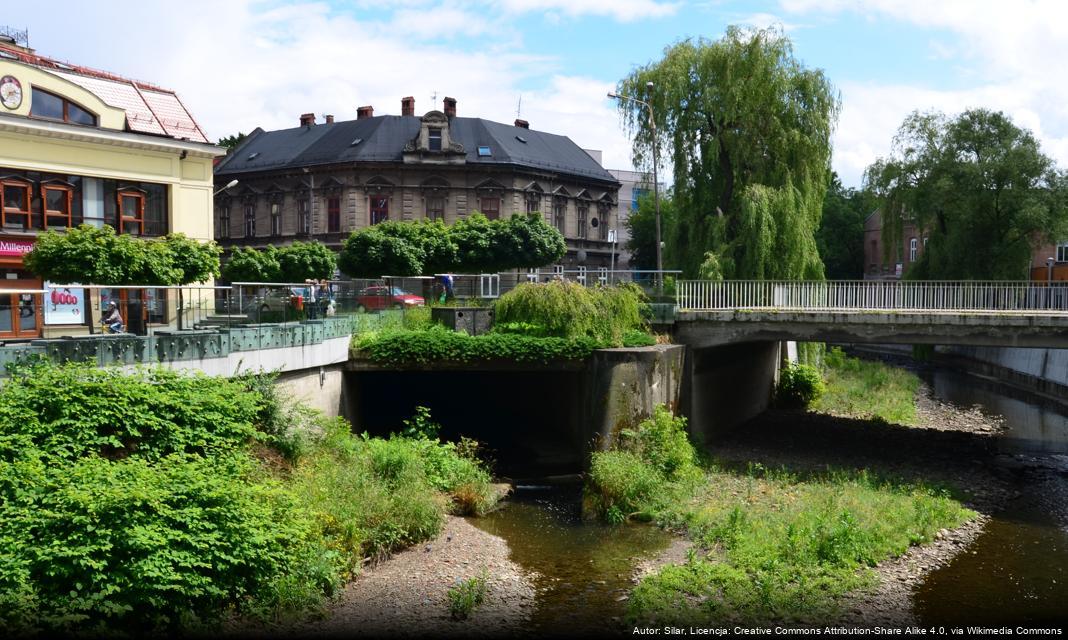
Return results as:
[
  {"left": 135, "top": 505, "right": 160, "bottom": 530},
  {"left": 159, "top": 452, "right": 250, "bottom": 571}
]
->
[
  {"left": 44, "top": 282, "right": 85, "bottom": 325},
  {"left": 0, "top": 239, "right": 34, "bottom": 258}
]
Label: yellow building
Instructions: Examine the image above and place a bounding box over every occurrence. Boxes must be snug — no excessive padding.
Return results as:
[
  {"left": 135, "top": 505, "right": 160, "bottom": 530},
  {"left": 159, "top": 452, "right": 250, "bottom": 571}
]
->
[{"left": 0, "top": 36, "right": 224, "bottom": 338}]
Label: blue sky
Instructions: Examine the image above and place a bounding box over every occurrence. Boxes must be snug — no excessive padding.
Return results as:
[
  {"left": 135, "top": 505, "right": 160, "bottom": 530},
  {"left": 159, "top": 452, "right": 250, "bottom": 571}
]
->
[{"left": 6, "top": 0, "right": 1068, "bottom": 187}]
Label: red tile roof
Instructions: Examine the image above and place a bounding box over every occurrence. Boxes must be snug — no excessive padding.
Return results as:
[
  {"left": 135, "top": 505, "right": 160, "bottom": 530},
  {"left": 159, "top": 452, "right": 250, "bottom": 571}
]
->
[{"left": 0, "top": 44, "right": 210, "bottom": 143}]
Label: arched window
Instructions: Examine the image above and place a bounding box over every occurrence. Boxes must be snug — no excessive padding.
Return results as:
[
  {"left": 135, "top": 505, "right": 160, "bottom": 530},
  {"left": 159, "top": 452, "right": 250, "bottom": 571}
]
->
[{"left": 31, "top": 88, "right": 97, "bottom": 126}]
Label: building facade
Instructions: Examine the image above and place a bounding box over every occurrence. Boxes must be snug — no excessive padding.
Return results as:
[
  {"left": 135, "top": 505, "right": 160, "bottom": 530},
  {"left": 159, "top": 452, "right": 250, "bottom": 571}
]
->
[
  {"left": 862, "top": 209, "right": 926, "bottom": 280},
  {"left": 0, "top": 34, "right": 223, "bottom": 338},
  {"left": 213, "top": 97, "right": 621, "bottom": 275}
]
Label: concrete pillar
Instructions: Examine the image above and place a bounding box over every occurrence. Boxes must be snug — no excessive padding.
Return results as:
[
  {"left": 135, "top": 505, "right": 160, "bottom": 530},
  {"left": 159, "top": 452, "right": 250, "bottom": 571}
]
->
[{"left": 686, "top": 341, "right": 780, "bottom": 445}]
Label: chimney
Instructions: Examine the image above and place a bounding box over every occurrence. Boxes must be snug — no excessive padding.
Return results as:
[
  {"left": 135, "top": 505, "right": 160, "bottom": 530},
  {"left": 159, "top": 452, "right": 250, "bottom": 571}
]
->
[
  {"left": 299, "top": 113, "right": 315, "bottom": 126},
  {"left": 401, "top": 96, "right": 415, "bottom": 116},
  {"left": 443, "top": 96, "right": 457, "bottom": 118},
  {"left": 356, "top": 105, "right": 374, "bottom": 120},
  {"left": 324, "top": 114, "right": 335, "bottom": 124},
  {"left": 514, "top": 118, "right": 529, "bottom": 129}
]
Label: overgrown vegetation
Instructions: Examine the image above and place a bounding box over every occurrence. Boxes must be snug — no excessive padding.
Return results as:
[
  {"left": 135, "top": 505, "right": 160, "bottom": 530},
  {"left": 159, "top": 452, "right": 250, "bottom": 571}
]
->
[
  {"left": 586, "top": 403, "right": 973, "bottom": 624},
  {"left": 812, "top": 347, "right": 920, "bottom": 425},
  {"left": 775, "top": 362, "right": 825, "bottom": 409},
  {"left": 0, "top": 362, "right": 497, "bottom": 635},
  {"left": 352, "top": 282, "right": 657, "bottom": 365}
]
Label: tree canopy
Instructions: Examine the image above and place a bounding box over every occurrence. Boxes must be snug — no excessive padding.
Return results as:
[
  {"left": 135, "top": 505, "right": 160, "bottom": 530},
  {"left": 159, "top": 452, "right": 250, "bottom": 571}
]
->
[
  {"left": 625, "top": 191, "right": 676, "bottom": 271},
  {"left": 24, "top": 225, "right": 221, "bottom": 285},
  {"left": 616, "top": 26, "right": 839, "bottom": 280},
  {"left": 217, "top": 133, "right": 248, "bottom": 152},
  {"left": 338, "top": 213, "right": 565, "bottom": 278},
  {"left": 865, "top": 108, "right": 1068, "bottom": 280},
  {"left": 815, "top": 173, "right": 874, "bottom": 279},
  {"left": 222, "top": 241, "right": 336, "bottom": 283}
]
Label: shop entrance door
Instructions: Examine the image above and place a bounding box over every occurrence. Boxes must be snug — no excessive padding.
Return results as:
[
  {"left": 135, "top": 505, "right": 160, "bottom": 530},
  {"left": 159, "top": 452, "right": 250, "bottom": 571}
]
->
[{"left": 0, "top": 280, "right": 42, "bottom": 339}]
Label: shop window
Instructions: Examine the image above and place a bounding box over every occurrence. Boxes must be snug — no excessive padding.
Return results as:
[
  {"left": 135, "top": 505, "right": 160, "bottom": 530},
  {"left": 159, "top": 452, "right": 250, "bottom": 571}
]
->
[
  {"left": 427, "top": 196, "right": 445, "bottom": 221},
  {"left": 118, "top": 190, "right": 145, "bottom": 235},
  {"left": 1, "top": 180, "right": 31, "bottom": 229},
  {"left": 370, "top": 196, "right": 389, "bottom": 225},
  {"left": 42, "top": 183, "right": 73, "bottom": 229},
  {"left": 328, "top": 197, "right": 341, "bottom": 232},
  {"left": 480, "top": 197, "right": 499, "bottom": 221},
  {"left": 31, "top": 88, "right": 97, "bottom": 126}
]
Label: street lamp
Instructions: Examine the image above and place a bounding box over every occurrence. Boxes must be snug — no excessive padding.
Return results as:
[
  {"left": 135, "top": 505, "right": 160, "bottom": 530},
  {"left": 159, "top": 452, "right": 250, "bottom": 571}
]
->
[
  {"left": 213, "top": 179, "right": 238, "bottom": 196},
  {"left": 609, "top": 81, "right": 662, "bottom": 291}
]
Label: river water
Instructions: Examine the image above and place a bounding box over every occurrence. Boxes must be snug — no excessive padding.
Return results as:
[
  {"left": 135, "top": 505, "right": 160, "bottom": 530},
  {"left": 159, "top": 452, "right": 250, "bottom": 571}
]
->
[
  {"left": 467, "top": 486, "right": 672, "bottom": 634},
  {"left": 913, "top": 369, "right": 1068, "bottom": 625}
]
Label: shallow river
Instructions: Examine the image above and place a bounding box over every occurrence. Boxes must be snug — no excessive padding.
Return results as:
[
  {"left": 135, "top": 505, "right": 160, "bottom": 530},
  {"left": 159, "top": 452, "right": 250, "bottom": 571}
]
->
[{"left": 914, "top": 370, "right": 1068, "bottom": 625}]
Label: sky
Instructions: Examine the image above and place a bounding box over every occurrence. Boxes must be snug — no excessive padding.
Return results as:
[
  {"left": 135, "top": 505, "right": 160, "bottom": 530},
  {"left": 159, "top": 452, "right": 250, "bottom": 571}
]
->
[{"left": 6, "top": 0, "right": 1068, "bottom": 188}]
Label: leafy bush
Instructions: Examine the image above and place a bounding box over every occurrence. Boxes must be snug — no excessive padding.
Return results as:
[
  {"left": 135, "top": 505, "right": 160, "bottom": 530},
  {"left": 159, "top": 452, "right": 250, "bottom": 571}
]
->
[
  {"left": 224, "top": 242, "right": 336, "bottom": 283},
  {"left": 447, "top": 571, "right": 488, "bottom": 620},
  {"left": 353, "top": 325, "right": 601, "bottom": 365},
  {"left": 493, "top": 281, "right": 648, "bottom": 344},
  {"left": 775, "top": 362, "right": 825, "bottom": 409},
  {"left": 622, "top": 329, "right": 657, "bottom": 347},
  {"left": 586, "top": 405, "right": 697, "bottom": 522}
]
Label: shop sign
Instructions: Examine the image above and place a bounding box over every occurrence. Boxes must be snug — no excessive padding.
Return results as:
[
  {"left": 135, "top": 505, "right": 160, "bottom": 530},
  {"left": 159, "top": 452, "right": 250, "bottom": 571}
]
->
[
  {"left": 44, "top": 282, "right": 84, "bottom": 325},
  {"left": 0, "top": 238, "right": 34, "bottom": 258}
]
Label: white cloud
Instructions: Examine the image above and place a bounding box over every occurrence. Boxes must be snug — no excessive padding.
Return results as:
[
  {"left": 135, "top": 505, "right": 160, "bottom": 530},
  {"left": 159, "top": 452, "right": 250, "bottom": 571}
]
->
[
  {"left": 781, "top": 0, "right": 1068, "bottom": 186},
  {"left": 495, "top": 0, "right": 680, "bottom": 21},
  {"left": 735, "top": 12, "right": 803, "bottom": 32}
]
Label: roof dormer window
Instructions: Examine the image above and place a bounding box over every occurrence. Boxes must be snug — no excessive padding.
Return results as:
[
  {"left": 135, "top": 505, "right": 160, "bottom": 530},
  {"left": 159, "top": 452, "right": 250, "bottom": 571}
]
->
[
  {"left": 30, "top": 88, "right": 97, "bottom": 126},
  {"left": 428, "top": 128, "right": 442, "bottom": 152}
]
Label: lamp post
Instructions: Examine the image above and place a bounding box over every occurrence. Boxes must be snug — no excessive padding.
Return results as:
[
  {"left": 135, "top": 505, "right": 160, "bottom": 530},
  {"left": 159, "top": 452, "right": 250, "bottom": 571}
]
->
[{"left": 609, "top": 82, "right": 662, "bottom": 291}]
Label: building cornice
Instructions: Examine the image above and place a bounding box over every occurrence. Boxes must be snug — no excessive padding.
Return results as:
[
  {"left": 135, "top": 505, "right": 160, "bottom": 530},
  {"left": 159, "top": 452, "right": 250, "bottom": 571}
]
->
[{"left": 0, "top": 113, "right": 225, "bottom": 158}]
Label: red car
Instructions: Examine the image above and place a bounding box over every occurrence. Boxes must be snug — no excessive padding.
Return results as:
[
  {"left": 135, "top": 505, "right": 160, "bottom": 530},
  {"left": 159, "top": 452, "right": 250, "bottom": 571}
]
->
[{"left": 355, "top": 286, "right": 425, "bottom": 311}]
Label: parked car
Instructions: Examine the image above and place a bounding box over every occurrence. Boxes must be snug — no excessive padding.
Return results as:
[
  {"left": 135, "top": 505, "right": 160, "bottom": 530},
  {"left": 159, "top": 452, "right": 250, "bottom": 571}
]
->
[{"left": 355, "top": 286, "right": 425, "bottom": 312}]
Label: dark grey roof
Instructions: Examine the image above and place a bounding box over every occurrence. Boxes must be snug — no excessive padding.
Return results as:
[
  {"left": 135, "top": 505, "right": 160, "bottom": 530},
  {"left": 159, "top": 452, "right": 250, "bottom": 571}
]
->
[{"left": 215, "top": 115, "right": 618, "bottom": 184}]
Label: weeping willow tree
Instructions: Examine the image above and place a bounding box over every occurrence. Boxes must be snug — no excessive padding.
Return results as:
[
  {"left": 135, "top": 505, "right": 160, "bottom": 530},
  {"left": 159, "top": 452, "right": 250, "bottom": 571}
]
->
[{"left": 615, "top": 26, "right": 840, "bottom": 280}]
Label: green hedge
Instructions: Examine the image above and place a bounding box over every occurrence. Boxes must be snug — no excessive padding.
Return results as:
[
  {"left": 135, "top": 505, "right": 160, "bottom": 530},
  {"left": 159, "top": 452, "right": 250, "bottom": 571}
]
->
[{"left": 353, "top": 325, "right": 601, "bottom": 365}]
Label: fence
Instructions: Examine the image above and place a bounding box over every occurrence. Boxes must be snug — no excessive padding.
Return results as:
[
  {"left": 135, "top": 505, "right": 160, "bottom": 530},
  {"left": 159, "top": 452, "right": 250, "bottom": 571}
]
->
[{"left": 676, "top": 280, "right": 1068, "bottom": 313}]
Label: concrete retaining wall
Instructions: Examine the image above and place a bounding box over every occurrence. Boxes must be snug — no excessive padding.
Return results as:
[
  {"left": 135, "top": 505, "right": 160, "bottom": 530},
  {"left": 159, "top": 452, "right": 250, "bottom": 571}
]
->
[
  {"left": 686, "top": 341, "right": 781, "bottom": 445},
  {"left": 937, "top": 345, "right": 1068, "bottom": 400}
]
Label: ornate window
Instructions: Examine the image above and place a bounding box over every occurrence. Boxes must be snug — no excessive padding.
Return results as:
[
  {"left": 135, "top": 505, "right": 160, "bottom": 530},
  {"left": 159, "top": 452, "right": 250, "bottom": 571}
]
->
[
  {"left": 428, "top": 128, "right": 442, "bottom": 152},
  {"left": 117, "top": 188, "right": 145, "bottom": 235},
  {"left": 42, "top": 182, "right": 73, "bottom": 229},
  {"left": 244, "top": 202, "right": 256, "bottom": 237},
  {"left": 218, "top": 203, "right": 230, "bottom": 238},
  {"left": 426, "top": 196, "right": 445, "bottom": 221},
  {"left": 1, "top": 179, "right": 31, "bottom": 229},
  {"left": 480, "top": 197, "right": 500, "bottom": 221},
  {"left": 327, "top": 197, "right": 341, "bottom": 233},
  {"left": 576, "top": 203, "right": 588, "bottom": 239},
  {"left": 553, "top": 198, "right": 566, "bottom": 235},
  {"left": 370, "top": 196, "right": 389, "bottom": 225},
  {"left": 597, "top": 203, "right": 612, "bottom": 240},
  {"left": 297, "top": 197, "right": 310, "bottom": 235}
]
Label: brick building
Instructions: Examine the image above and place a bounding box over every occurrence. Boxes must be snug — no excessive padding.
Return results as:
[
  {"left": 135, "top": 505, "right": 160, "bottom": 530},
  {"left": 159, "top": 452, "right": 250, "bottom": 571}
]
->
[
  {"left": 213, "top": 97, "right": 621, "bottom": 273},
  {"left": 863, "top": 209, "right": 926, "bottom": 280}
]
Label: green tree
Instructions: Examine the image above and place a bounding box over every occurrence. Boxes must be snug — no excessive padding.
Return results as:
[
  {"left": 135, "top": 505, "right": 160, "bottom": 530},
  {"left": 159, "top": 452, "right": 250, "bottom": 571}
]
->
[
  {"left": 616, "top": 26, "right": 839, "bottom": 280},
  {"left": 222, "top": 246, "right": 281, "bottom": 283},
  {"left": 866, "top": 109, "right": 1068, "bottom": 279},
  {"left": 815, "top": 174, "right": 874, "bottom": 279},
  {"left": 217, "top": 132, "right": 247, "bottom": 152},
  {"left": 162, "top": 233, "right": 222, "bottom": 284},
  {"left": 338, "top": 222, "right": 430, "bottom": 278},
  {"left": 276, "top": 241, "right": 337, "bottom": 282},
  {"left": 625, "top": 192, "right": 675, "bottom": 271},
  {"left": 497, "top": 212, "right": 567, "bottom": 270}
]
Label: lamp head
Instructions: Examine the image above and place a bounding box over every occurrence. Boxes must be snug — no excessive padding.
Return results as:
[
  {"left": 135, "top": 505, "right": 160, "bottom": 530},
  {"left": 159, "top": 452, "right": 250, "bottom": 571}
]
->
[
  {"left": 607, "top": 92, "right": 619, "bottom": 99},
  {"left": 646, "top": 81, "right": 654, "bottom": 90},
  {"left": 225, "top": 179, "right": 239, "bottom": 190}
]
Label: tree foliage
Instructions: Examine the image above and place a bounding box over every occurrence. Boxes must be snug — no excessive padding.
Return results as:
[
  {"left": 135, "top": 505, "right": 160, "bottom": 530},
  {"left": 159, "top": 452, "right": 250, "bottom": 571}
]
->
[
  {"left": 815, "top": 173, "right": 874, "bottom": 279},
  {"left": 625, "top": 192, "right": 676, "bottom": 271},
  {"left": 616, "top": 26, "right": 839, "bottom": 280},
  {"left": 338, "top": 213, "right": 565, "bottom": 277},
  {"left": 24, "top": 225, "right": 221, "bottom": 285},
  {"left": 217, "top": 132, "right": 248, "bottom": 152},
  {"left": 866, "top": 109, "right": 1068, "bottom": 279},
  {"left": 221, "top": 246, "right": 282, "bottom": 283},
  {"left": 276, "top": 241, "right": 337, "bottom": 282}
]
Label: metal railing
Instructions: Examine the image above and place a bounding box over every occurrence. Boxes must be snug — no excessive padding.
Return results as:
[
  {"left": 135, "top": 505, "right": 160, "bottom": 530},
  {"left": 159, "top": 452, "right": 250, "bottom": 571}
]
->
[{"left": 677, "top": 280, "right": 1068, "bottom": 314}]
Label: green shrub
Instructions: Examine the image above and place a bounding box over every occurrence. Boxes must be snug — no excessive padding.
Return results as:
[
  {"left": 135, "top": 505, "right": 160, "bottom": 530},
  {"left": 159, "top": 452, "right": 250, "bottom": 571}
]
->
[
  {"left": 0, "top": 453, "right": 318, "bottom": 633},
  {"left": 617, "top": 406, "right": 697, "bottom": 480},
  {"left": 447, "top": 570, "right": 488, "bottom": 620},
  {"left": 353, "top": 325, "right": 601, "bottom": 365},
  {"left": 493, "top": 281, "right": 647, "bottom": 345},
  {"left": 586, "top": 451, "right": 665, "bottom": 522},
  {"left": 0, "top": 363, "right": 263, "bottom": 464},
  {"left": 775, "top": 362, "right": 825, "bottom": 409},
  {"left": 622, "top": 329, "right": 657, "bottom": 347}
]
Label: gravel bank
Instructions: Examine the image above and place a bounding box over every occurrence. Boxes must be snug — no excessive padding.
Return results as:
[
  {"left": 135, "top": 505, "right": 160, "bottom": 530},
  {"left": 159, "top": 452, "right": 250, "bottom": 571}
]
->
[{"left": 289, "top": 515, "right": 535, "bottom": 638}]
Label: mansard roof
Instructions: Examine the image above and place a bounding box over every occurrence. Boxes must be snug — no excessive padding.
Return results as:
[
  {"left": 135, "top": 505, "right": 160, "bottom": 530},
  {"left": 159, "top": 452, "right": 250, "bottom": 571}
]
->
[{"left": 215, "top": 114, "right": 619, "bottom": 186}]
